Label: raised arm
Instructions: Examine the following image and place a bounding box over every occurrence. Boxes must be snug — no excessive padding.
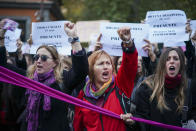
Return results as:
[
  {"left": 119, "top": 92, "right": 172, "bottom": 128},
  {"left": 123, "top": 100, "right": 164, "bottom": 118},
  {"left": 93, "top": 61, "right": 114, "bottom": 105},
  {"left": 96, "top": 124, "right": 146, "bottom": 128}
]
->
[
  {"left": 62, "top": 22, "right": 88, "bottom": 92},
  {"left": 116, "top": 27, "right": 138, "bottom": 97}
]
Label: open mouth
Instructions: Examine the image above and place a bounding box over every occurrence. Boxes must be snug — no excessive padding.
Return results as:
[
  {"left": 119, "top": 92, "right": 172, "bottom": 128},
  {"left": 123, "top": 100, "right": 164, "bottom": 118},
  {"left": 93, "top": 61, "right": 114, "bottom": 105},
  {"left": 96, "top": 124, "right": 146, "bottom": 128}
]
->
[
  {"left": 37, "top": 65, "right": 43, "bottom": 69},
  {"left": 102, "top": 71, "right": 109, "bottom": 79},
  {"left": 169, "top": 66, "right": 175, "bottom": 71}
]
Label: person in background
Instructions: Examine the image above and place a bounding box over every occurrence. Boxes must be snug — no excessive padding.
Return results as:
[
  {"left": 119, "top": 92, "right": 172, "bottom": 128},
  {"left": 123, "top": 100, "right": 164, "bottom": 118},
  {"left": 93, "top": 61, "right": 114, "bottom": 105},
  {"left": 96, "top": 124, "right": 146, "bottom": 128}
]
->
[
  {"left": 184, "top": 20, "right": 196, "bottom": 125},
  {"left": 74, "top": 27, "right": 138, "bottom": 131},
  {"left": 114, "top": 39, "right": 157, "bottom": 103}
]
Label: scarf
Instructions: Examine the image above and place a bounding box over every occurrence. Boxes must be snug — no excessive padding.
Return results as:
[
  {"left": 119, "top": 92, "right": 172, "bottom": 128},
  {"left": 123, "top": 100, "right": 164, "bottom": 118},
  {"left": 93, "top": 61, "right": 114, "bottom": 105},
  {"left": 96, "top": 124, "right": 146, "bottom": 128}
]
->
[
  {"left": 26, "top": 69, "right": 56, "bottom": 131},
  {"left": 165, "top": 74, "right": 181, "bottom": 89},
  {"left": 83, "top": 76, "right": 114, "bottom": 100}
]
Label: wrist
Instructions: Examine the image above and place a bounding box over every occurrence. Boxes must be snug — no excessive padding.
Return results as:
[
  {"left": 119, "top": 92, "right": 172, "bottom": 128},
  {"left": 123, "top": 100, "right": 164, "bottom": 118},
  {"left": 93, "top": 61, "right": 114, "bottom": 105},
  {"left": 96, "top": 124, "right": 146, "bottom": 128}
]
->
[
  {"left": 122, "top": 39, "right": 133, "bottom": 47},
  {"left": 149, "top": 53, "right": 156, "bottom": 62},
  {"left": 68, "top": 37, "right": 80, "bottom": 44},
  {"left": 122, "top": 39, "right": 132, "bottom": 44},
  {"left": 71, "top": 42, "right": 82, "bottom": 52}
]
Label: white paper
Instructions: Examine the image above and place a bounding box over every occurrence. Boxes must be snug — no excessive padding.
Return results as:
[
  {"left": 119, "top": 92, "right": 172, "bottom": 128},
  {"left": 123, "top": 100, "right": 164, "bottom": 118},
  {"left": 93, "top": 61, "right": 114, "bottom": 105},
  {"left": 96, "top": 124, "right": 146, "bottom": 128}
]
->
[
  {"left": 76, "top": 20, "right": 109, "bottom": 42},
  {"left": 21, "top": 42, "right": 31, "bottom": 54},
  {"left": 146, "top": 10, "right": 189, "bottom": 46},
  {"left": 4, "top": 28, "right": 22, "bottom": 52},
  {"left": 100, "top": 22, "right": 149, "bottom": 56},
  {"left": 146, "top": 10, "right": 187, "bottom": 24},
  {"left": 30, "top": 21, "right": 71, "bottom": 55}
]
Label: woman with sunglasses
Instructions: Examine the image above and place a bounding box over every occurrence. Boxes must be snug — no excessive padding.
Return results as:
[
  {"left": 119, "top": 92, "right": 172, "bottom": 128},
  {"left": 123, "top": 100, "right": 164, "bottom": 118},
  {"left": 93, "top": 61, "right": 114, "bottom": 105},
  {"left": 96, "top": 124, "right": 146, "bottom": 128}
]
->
[{"left": 0, "top": 21, "right": 88, "bottom": 131}]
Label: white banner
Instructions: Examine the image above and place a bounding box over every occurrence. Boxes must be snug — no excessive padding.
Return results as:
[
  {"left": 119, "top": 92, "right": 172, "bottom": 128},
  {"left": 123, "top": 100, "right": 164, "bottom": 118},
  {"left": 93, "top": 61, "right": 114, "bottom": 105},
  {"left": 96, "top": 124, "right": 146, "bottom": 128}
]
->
[
  {"left": 21, "top": 42, "right": 31, "bottom": 54},
  {"left": 4, "top": 28, "right": 21, "bottom": 52},
  {"left": 146, "top": 10, "right": 187, "bottom": 24},
  {"left": 146, "top": 10, "right": 189, "bottom": 46},
  {"left": 190, "top": 20, "right": 196, "bottom": 37},
  {"left": 30, "top": 21, "right": 71, "bottom": 55},
  {"left": 100, "top": 22, "right": 149, "bottom": 56},
  {"left": 76, "top": 20, "right": 109, "bottom": 42}
]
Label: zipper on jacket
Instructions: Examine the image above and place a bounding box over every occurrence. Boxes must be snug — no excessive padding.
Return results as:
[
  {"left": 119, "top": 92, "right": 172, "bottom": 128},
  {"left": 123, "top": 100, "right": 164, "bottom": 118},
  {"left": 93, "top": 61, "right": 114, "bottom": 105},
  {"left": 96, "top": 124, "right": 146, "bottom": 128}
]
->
[{"left": 100, "top": 114, "right": 104, "bottom": 131}]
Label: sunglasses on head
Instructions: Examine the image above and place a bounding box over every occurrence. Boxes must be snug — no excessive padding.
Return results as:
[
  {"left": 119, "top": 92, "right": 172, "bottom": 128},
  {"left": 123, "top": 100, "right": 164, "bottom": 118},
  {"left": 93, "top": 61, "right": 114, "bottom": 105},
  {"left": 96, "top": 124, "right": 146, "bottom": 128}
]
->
[{"left": 33, "top": 54, "right": 52, "bottom": 62}]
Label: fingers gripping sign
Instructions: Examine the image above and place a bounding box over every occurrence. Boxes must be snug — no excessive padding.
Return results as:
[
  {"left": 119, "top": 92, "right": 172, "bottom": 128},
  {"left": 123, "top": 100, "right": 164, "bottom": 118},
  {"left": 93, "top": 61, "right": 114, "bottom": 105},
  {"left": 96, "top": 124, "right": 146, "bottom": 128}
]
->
[{"left": 94, "top": 33, "right": 103, "bottom": 51}]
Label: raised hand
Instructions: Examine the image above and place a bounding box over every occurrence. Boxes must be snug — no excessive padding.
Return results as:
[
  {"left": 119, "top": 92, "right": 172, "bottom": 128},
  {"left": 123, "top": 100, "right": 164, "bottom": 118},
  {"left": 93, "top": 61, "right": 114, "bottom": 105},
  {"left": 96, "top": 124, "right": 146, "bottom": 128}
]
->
[
  {"left": 64, "top": 22, "right": 82, "bottom": 52},
  {"left": 94, "top": 33, "right": 103, "bottom": 51},
  {"left": 16, "top": 39, "right": 23, "bottom": 52},
  {"left": 143, "top": 39, "right": 156, "bottom": 62},
  {"left": 117, "top": 27, "right": 133, "bottom": 47},
  {"left": 117, "top": 27, "right": 131, "bottom": 42},
  {"left": 27, "top": 34, "right": 33, "bottom": 46},
  {"left": 64, "top": 22, "right": 77, "bottom": 38}
]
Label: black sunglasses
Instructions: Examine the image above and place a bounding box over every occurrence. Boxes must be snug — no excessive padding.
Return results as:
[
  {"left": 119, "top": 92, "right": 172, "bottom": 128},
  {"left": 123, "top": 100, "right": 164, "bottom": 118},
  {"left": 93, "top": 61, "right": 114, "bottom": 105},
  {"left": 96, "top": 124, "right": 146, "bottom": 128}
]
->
[{"left": 33, "top": 54, "right": 52, "bottom": 62}]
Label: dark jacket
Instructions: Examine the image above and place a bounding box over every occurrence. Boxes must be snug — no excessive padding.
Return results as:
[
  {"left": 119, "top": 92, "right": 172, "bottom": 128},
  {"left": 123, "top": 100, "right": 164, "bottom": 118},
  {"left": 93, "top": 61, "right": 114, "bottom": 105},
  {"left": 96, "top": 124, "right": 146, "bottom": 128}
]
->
[
  {"left": 0, "top": 46, "right": 89, "bottom": 131},
  {"left": 134, "top": 81, "right": 195, "bottom": 131},
  {"left": 185, "top": 40, "right": 196, "bottom": 120}
]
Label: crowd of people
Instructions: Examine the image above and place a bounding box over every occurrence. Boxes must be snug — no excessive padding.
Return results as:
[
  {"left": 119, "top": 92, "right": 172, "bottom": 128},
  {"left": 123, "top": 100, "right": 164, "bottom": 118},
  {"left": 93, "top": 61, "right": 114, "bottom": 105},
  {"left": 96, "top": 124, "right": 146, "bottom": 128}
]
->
[{"left": 0, "top": 17, "right": 196, "bottom": 131}]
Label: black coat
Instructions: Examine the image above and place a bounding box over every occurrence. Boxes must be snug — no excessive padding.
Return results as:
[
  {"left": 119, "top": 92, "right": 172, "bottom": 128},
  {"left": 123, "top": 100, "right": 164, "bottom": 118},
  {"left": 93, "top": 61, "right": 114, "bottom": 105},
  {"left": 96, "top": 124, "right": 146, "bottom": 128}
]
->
[
  {"left": 185, "top": 40, "right": 196, "bottom": 119},
  {"left": 0, "top": 46, "right": 89, "bottom": 131},
  {"left": 134, "top": 82, "right": 195, "bottom": 131}
]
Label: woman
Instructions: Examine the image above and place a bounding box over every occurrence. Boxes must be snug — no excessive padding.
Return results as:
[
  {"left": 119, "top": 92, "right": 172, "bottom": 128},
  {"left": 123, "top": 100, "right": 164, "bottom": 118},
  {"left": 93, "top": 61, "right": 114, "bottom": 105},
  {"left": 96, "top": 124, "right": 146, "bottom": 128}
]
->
[
  {"left": 0, "top": 21, "right": 88, "bottom": 131},
  {"left": 73, "top": 27, "right": 138, "bottom": 131},
  {"left": 121, "top": 47, "right": 196, "bottom": 130}
]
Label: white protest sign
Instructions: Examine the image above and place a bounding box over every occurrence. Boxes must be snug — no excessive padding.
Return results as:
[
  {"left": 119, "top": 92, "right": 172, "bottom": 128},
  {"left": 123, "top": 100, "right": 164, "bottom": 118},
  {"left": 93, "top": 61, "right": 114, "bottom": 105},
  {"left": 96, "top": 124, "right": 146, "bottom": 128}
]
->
[
  {"left": 76, "top": 20, "right": 109, "bottom": 42},
  {"left": 21, "top": 42, "right": 31, "bottom": 54},
  {"left": 100, "top": 22, "right": 149, "bottom": 56},
  {"left": 4, "top": 28, "right": 22, "bottom": 52},
  {"left": 146, "top": 10, "right": 189, "bottom": 46},
  {"left": 190, "top": 20, "right": 196, "bottom": 37},
  {"left": 146, "top": 10, "right": 187, "bottom": 24},
  {"left": 30, "top": 21, "right": 71, "bottom": 55}
]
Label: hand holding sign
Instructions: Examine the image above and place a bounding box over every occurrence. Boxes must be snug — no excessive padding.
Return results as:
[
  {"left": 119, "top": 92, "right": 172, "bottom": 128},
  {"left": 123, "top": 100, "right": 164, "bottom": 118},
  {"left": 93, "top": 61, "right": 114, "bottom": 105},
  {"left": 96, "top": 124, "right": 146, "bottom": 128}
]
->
[
  {"left": 94, "top": 33, "right": 103, "bottom": 51},
  {"left": 27, "top": 34, "right": 33, "bottom": 46},
  {"left": 117, "top": 27, "right": 133, "bottom": 47},
  {"left": 143, "top": 39, "right": 156, "bottom": 62},
  {"left": 16, "top": 39, "right": 23, "bottom": 52},
  {"left": 16, "top": 39, "right": 23, "bottom": 60}
]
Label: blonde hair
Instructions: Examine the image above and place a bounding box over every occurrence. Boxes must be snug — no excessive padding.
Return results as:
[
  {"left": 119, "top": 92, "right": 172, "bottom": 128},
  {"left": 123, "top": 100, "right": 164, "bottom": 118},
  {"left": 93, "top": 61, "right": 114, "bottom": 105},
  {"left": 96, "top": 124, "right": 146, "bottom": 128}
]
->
[
  {"left": 27, "top": 45, "right": 63, "bottom": 83},
  {"left": 143, "top": 47, "right": 187, "bottom": 112},
  {"left": 88, "top": 50, "right": 114, "bottom": 83}
]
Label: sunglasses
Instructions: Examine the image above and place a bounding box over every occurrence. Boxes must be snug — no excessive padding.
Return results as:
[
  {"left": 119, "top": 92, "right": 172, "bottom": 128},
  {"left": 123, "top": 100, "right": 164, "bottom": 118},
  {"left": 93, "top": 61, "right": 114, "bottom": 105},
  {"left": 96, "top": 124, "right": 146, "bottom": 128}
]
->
[{"left": 33, "top": 54, "right": 52, "bottom": 62}]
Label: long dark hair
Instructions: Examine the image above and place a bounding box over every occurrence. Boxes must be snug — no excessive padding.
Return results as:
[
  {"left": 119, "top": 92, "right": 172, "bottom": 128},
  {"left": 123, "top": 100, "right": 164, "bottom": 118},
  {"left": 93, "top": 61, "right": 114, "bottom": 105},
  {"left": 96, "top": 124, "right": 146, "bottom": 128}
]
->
[{"left": 144, "top": 47, "right": 187, "bottom": 112}]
